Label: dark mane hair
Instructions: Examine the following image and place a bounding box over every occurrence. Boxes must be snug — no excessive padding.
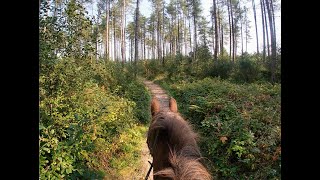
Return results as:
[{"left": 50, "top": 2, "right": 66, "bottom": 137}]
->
[{"left": 147, "top": 97, "right": 212, "bottom": 180}]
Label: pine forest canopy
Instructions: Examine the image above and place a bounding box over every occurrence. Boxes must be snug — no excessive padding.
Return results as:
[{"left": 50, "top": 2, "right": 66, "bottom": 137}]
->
[
  {"left": 77, "top": 0, "right": 280, "bottom": 61},
  {"left": 40, "top": 0, "right": 280, "bottom": 82}
]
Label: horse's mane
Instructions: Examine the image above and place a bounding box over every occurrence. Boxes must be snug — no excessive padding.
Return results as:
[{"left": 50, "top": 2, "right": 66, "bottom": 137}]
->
[
  {"left": 154, "top": 150, "right": 212, "bottom": 180},
  {"left": 147, "top": 98, "right": 212, "bottom": 180},
  {"left": 148, "top": 111, "right": 200, "bottom": 157}
]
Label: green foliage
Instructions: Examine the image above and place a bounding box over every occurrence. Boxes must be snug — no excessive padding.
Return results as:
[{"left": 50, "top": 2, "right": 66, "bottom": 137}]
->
[
  {"left": 139, "top": 59, "right": 164, "bottom": 80},
  {"left": 206, "top": 59, "right": 234, "bottom": 79},
  {"left": 157, "top": 77, "right": 281, "bottom": 179},
  {"left": 40, "top": 1, "right": 154, "bottom": 177},
  {"left": 124, "top": 79, "right": 151, "bottom": 124},
  {"left": 138, "top": 51, "right": 281, "bottom": 84},
  {"left": 40, "top": 56, "right": 151, "bottom": 179},
  {"left": 232, "top": 55, "right": 260, "bottom": 83}
]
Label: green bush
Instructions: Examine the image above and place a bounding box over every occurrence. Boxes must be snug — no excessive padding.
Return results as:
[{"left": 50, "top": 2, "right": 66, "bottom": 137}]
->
[
  {"left": 232, "top": 57, "right": 260, "bottom": 83},
  {"left": 40, "top": 58, "right": 151, "bottom": 179},
  {"left": 157, "top": 77, "right": 281, "bottom": 179},
  {"left": 206, "top": 59, "right": 234, "bottom": 79}
]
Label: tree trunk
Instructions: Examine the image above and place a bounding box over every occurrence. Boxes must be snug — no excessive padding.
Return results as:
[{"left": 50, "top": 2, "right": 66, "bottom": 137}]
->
[
  {"left": 219, "top": 9, "right": 223, "bottom": 56},
  {"left": 113, "top": 15, "right": 116, "bottom": 61},
  {"left": 184, "top": 16, "right": 188, "bottom": 56},
  {"left": 252, "top": 0, "right": 259, "bottom": 54},
  {"left": 162, "top": 2, "right": 165, "bottom": 65},
  {"left": 106, "top": 0, "right": 110, "bottom": 61},
  {"left": 188, "top": 16, "right": 192, "bottom": 56},
  {"left": 270, "top": 0, "right": 276, "bottom": 49},
  {"left": 211, "top": 16, "right": 214, "bottom": 55},
  {"left": 193, "top": 14, "right": 197, "bottom": 62},
  {"left": 177, "top": 12, "right": 180, "bottom": 54},
  {"left": 121, "top": 0, "right": 126, "bottom": 64},
  {"left": 213, "top": 0, "right": 219, "bottom": 61},
  {"left": 262, "top": 0, "right": 270, "bottom": 58},
  {"left": 157, "top": 6, "right": 161, "bottom": 62},
  {"left": 144, "top": 25, "right": 146, "bottom": 60},
  {"left": 134, "top": 0, "right": 140, "bottom": 76},
  {"left": 246, "top": 15, "right": 248, "bottom": 52},
  {"left": 227, "top": 0, "right": 232, "bottom": 61},
  {"left": 231, "top": 0, "right": 235, "bottom": 62},
  {"left": 241, "top": 19, "right": 243, "bottom": 55},
  {"left": 260, "top": 0, "right": 266, "bottom": 62},
  {"left": 265, "top": 0, "right": 276, "bottom": 83}
]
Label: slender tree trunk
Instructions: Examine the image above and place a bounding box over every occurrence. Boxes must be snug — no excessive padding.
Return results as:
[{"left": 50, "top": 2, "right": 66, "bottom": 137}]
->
[
  {"left": 266, "top": 0, "right": 276, "bottom": 83},
  {"left": 211, "top": 16, "right": 214, "bottom": 55},
  {"left": 106, "top": 0, "right": 110, "bottom": 61},
  {"left": 113, "top": 15, "right": 116, "bottom": 61},
  {"left": 110, "top": 16, "right": 113, "bottom": 60},
  {"left": 144, "top": 25, "right": 146, "bottom": 60},
  {"left": 177, "top": 12, "right": 180, "bottom": 54},
  {"left": 270, "top": 0, "right": 276, "bottom": 50},
  {"left": 134, "top": 0, "right": 140, "bottom": 76},
  {"left": 241, "top": 19, "right": 243, "bottom": 55},
  {"left": 260, "top": 0, "right": 266, "bottom": 62},
  {"left": 230, "top": 0, "right": 235, "bottom": 62},
  {"left": 184, "top": 16, "right": 188, "bottom": 56},
  {"left": 157, "top": 5, "right": 161, "bottom": 62},
  {"left": 262, "top": 0, "right": 270, "bottom": 58},
  {"left": 188, "top": 16, "right": 192, "bottom": 56},
  {"left": 162, "top": 2, "right": 165, "bottom": 65},
  {"left": 213, "top": 0, "right": 218, "bottom": 61},
  {"left": 219, "top": 9, "right": 223, "bottom": 56},
  {"left": 193, "top": 13, "right": 197, "bottom": 62},
  {"left": 121, "top": 0, "right": 126, "bottom": 64},
  {"left": 169, "top": 20, "right": 172, "bottom": 55},
  {"left": 129, "top": 38, "right": 131, "bottom": 62},
  {"left": 251, "top": 0, "right": 259, "bottom": 54},
  {"left": 152, "top": 20, "right": 155, "bottom": 59},
  {"left": 246, "top": 17, "right": 248, "bottom": 52},
  {"left": 227, "top": 0, "right": 232, "bottom": 61}
]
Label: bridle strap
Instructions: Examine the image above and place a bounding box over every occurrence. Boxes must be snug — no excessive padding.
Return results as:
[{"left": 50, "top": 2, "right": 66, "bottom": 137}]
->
[{"left": 145, "top": 160, "right": 153, "bottom": 180}]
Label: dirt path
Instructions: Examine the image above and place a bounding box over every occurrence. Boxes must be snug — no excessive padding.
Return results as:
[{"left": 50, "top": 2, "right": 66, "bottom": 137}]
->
[
  {"left": 143, "top": 80, "right": 170, "bottom": 111},
  {"left": 132, "top": 79, "right": 171, "bottom": 180}
]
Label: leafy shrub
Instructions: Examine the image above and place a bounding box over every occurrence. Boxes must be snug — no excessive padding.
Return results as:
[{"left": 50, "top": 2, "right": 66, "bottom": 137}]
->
[
  {"left": 232, "top": 58, "right": 260, "bottom": 83},
  {"left": 40, "top": 58, "right": 151, "bottom": 179},
  {"left": 206, "top": 59, "right": 234, "bottom": 79},
  {"left": 157, "top": 77, "right": 281, "bottom": 179}
]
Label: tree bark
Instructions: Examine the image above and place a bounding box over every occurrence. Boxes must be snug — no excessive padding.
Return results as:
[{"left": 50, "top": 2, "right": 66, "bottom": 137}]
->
[
  {"left": 213, "top": 0, "right": 219, "bottom": 61},
  {"left": 260, "top": 0, "right": 266, "bottom": 62},
  {"left": 252, "top": 0, "right": 259, "bottom": 54},
  {"left": 134, "top": 0, "right": 140, "bottom": 76},
  {"left": 265, "top": 0, "right": 276, "bottom": 83},
  {"left": 106, "top": 0, "right": 110, "bottom": 61},
  {"left": 227, "top": 0, "right": 232, "bottom": 61},
  {"left": 229, "top": 0, "right": 235, "bottom": 62}
]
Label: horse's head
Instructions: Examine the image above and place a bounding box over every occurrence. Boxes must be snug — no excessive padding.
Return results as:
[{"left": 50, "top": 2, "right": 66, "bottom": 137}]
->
[{"left": 148, "top": 97, "right": 212, "bottom": 180}]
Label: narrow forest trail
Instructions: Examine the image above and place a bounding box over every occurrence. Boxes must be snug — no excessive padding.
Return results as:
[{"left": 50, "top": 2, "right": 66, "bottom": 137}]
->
[
  {"left": 143, "top": 80, "right": 170, "bottom": 111},
  {"left": 132, "top": 79, "right": 171, "bottom": 180}
]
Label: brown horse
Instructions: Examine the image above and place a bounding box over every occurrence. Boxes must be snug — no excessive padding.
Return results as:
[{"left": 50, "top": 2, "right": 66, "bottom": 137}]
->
[{"left": 147, "top": 97, "right": 212, "bottom": 180}]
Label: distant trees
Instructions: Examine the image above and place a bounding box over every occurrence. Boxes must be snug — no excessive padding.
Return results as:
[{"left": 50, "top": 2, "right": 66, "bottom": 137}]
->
[{"left": 45, "top": 0, "right": 280, "bottom": 82}]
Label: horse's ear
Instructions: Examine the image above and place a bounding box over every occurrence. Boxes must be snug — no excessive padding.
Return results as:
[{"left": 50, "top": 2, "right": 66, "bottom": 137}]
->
[
  {"left": 169, "top": 97, "right": 178, "bottom": 113},
  {"left": 151, "top": 97, "right": 160, "bottom": 116}
]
